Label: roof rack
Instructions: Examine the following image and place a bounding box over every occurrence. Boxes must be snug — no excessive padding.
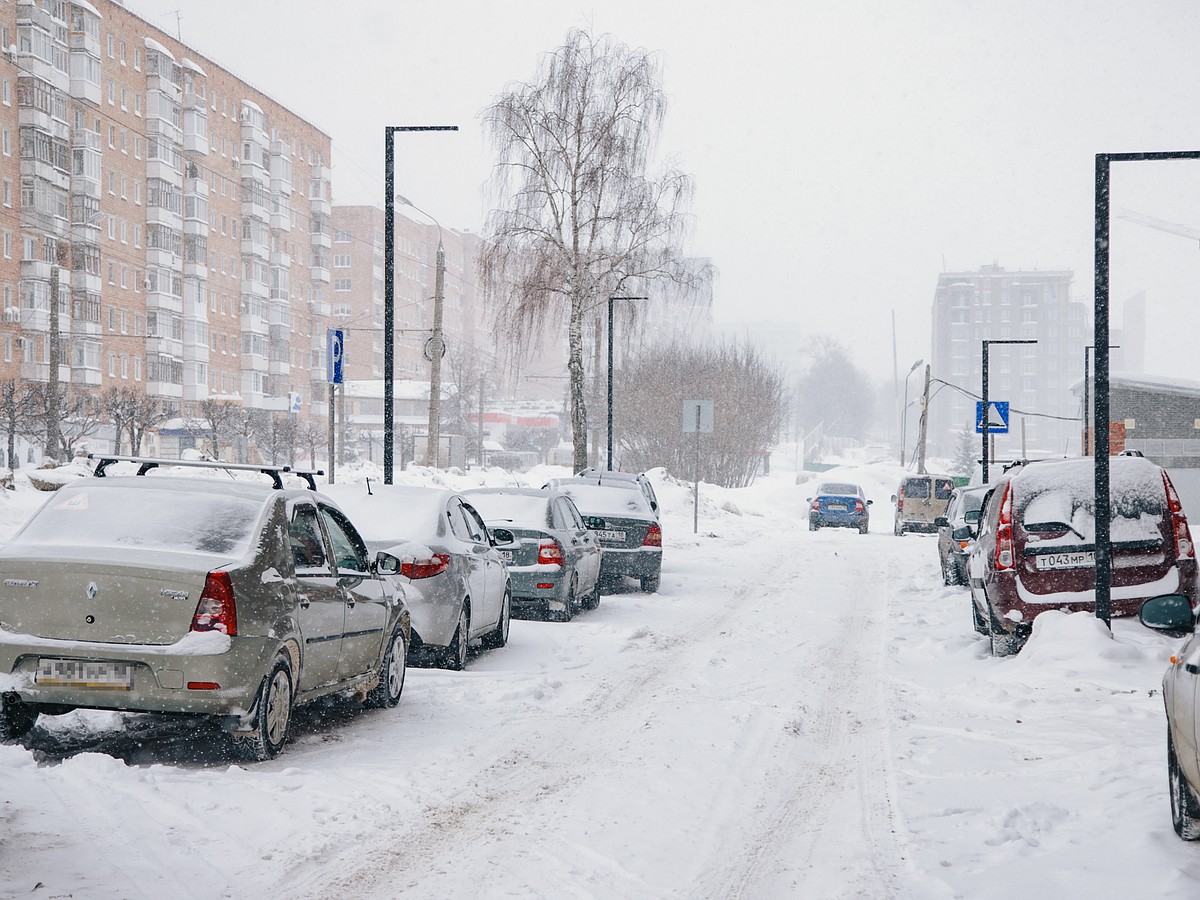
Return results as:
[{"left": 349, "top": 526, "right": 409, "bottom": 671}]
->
[{"left": 86, "top": 454, "right": 324, "bottom": 491}]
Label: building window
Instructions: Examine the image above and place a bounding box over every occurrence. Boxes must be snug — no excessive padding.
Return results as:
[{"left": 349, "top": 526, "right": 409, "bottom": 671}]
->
[
  {"left": 108, "top": 352, "right": 115, "bottom": 376},
  {"left": 333, "top": 278, "right": 351, "bottom": 292},
  {"left": 334, "top": 229, "right": 351, "bottom": 243},
  {"left": 134, "top": 48, "right": 141, "bottom": 71},
  {"left": 334, "top": 254, "right": 351, "bottom": 268}
]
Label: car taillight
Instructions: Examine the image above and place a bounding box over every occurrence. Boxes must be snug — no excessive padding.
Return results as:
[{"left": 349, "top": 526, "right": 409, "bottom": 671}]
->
[
  {"left": 1164, "top": 472, "right": 1195, "bottom": 560},
  {"left": 854, "top": 500, "right": 865, "bottom": 513},
  {"left": 810, "top": 500, "right": 820, "bottom": 511},
  {"left": 995, "top": 483, "right": 1014, "bottom": 571},
  {"left": 537, "top": 540, "right": 564, "bottom": 565},
  {"left": 897, "top": 486, "right": 905, "bottom": 510},
  {"left": 401, "top": 553, "right": 451, "bottom": 579},
  {"left": 191, "top": 571, "right": 237, "bottom": 636},
  {"left": 643, "top": 523, "right": 662, "bottom": 547}
]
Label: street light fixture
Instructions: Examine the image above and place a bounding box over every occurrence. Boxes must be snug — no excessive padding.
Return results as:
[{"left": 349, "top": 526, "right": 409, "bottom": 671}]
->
[
  {"left": 607, "top": 295, "right": 648, "bottom": 471},
  {"left": 1082, "top": 343, "right": 1119, "bottom": 456},
  {"left": 980, "top": 339, "right": 1037, "bottom": 484},
  {"left": 397, "top": 195, "right": 446, "bottom": 468},
  {"left": 900, "top": 359, "right": 923, "bottom": 467},
  {"left": 382, "top": 124, "right": 457, "bottom": 483}
]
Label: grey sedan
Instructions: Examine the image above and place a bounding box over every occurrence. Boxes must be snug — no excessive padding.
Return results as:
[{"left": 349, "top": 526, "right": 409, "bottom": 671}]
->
[
  {"left": 464, "top": 487, "right": 602, "bottom": 621},
  {"left": 323, "top": 484, "right": 511, "bottom": 670}
]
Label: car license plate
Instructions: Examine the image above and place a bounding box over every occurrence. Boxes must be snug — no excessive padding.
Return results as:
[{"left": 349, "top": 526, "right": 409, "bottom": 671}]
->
[
  {"left": 498, "top": 549, "right": 513, "bottom": 564},
  {"left": 1036, "top": 551, "right": 1096, "bottom": 570},
  {"left": 595, "top": 529, "right": 626, "bottom": 541},
  {"left": 36, "top": 658, "right": 133, "bottom": 690},
  {"left": 827, "top": 503, "right": 847, "bottom": 511}
]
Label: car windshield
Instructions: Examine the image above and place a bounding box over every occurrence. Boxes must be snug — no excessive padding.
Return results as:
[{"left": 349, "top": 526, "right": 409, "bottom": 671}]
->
[
  {"left": 819, "top": 483, "right": 859, "bottom": 496},
  {"left": 321, "top": 484, "right": 448, "bottom": 542},
  {"left": 557, "top": 482, "right": 652, "bottom": 517},
  {"left": 466, "top": 492, "right": 551, "bottom": 527},
  {"left": 10, "top": 485, "right": 262, "bottom": 556},
  {"left": 1015, "top": 458, "right": 1165, "bottom": 542}
]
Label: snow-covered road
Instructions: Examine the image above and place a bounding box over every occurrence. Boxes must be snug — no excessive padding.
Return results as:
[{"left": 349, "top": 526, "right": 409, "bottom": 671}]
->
[{"left": 2, "top": 458, "right": 1199, "bottom": 898}]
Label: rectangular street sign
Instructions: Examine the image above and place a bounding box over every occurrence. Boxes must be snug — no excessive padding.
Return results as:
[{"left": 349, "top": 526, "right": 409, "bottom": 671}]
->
[
  {"left": 682, "top": 400, "right": 714, "bottom": 433},
  {"left": 975, "top": 400, "right": 1009, "bottom": 434},
  {"left": 327, "top": 328, "right": 344, "bottom": 384}
]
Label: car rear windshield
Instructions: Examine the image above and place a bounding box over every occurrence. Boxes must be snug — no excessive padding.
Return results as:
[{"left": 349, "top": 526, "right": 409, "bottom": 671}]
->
[
  {"left": 557, "top": 482, "right": 652, "bottom": 518},
  {"left": 1015, "top": 458, "right": 1165, "bottom": 542},
  {"left": 934, "top": 479, "right": 954, "bottom": 499},
  {"left": 904, "top": 479, "right": 931, "bottom": 499},
  {"left": 11, "top": 485, "right": 262, "bottom": 556},
  {"left": 466, "top": 492, "right": 551, "bottom": 528},
  {"left": 820, "top": 483, "right": 859, "bottom": 496}
]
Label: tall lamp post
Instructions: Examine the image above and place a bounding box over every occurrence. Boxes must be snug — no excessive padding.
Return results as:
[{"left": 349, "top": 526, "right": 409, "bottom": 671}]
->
[
  {"left": 980, "top": 339, "right": 1037, "bottom": 484},
  {"left": 607, "top": 295, "right": 647, "bottom": 471},
  {"left": 397, "top": 196, "right": 446, "bottom": 468},
  {"left": 1082, "top": 343, "right": 1119, "bottom": 456},
  {"left": 900, "top": 358, "right": 923, "bottom": 466},
  {"left": 383, "top": 124, "right": 457, "bottom": 483}
]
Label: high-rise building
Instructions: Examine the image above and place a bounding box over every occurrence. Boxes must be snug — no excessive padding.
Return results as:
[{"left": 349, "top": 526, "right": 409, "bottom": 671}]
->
[
  {"left": 0, "top": 0, "right": 333, "bottom": 463},
  {"left": 929, "top": 264, "right": 1091, "bottom": 459}
]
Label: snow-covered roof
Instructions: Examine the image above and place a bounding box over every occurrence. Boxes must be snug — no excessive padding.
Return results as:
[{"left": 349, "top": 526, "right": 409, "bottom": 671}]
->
[
  {"left": 1109, "top": 372, "right": 1200, "bottom": 398},
  {"left": 71, "top": 0, "right": 102, "bottom": 19},
  {"left": 144, "top": 37, "right": 175, "bottom": 60},
  {"left": 241, "top": 99, "right": 264, "bottom": 115},
  {"left": 181, "top": 58, "right": 208, "bottom": 78}
]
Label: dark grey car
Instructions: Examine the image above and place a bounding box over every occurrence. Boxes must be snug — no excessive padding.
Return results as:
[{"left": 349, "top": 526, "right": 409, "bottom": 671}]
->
[
  {"left": 0, "top": 461, "right": 412, "bottom": 760},
  {"left": 934, "top": 485, "right": 989, "bottom": 585},
  {"left": 553, "top": 481, "right": 663, "bottom": 593},
  {"left": 464, "top": 487, "right": 602, "bottom": 621}
]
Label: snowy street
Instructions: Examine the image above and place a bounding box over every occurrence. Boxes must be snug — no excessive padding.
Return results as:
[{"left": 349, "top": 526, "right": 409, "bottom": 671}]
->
[{"left": 1, "top": 459, "right": 1199, "bottom": 898}]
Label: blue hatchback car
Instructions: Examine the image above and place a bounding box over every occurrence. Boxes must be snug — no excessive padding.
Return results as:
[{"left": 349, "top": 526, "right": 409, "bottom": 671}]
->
[{"left": 807, "top": 481, "right": 871, "bottom": 534}]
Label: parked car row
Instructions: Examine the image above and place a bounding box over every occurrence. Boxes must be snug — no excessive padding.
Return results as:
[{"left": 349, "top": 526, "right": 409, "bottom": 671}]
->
[{"left": 0, "top": 457, "right": 665, "bottom": 760}]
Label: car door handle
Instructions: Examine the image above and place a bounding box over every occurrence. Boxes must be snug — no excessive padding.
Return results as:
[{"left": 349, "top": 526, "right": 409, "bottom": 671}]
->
[
  {"left": 297, "top": 593, "right": 311, "bottom": 609},
  {"left": 1187, "top": 663, "right": 1200, "bottom": 676}
]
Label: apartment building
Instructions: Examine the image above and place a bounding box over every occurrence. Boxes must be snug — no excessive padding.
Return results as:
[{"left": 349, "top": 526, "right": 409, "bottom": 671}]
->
[
  {"left": 0, "top": 0, "right": 333, "bottom": 463},
  {"left": 928, "top": 264, "right": 1091, "bottom": 459}
]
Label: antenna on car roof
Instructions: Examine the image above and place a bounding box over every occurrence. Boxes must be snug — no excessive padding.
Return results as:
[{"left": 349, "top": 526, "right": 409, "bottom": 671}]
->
[{"left": 366, "top": 476, "right": 373, "bottom": 495}]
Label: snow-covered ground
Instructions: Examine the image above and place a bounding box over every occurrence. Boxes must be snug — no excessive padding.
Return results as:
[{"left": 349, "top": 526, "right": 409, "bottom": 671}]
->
[{"left": 0, "top": 453, "right": 1197, "bottom": 898}]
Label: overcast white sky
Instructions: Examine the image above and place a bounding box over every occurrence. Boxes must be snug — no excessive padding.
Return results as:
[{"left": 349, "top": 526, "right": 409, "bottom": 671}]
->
[{"left": 127, "top": 0, "right": 1200, "bottom": 383}]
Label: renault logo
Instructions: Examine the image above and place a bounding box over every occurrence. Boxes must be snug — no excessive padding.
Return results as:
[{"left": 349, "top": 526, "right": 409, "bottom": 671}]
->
[{"left": 85, "top": 581, "right": 98, "bottom": 600}]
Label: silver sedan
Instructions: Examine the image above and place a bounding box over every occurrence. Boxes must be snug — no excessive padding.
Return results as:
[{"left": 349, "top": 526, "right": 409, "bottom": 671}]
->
[{"left": 323, "top": 484, "right": 511, "bottom": 670}]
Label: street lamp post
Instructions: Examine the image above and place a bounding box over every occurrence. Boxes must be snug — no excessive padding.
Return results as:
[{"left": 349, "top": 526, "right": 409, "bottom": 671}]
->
[
  {"left": 900, "top": 359, "right": 923, "bottom": 466},
  {"left": 607, "top": 296, "right": 647, "bottom": 471},
  {"left": 382, "top": 125, "right": 457, "bottom": 483},
  {"left": 980, "top": 339, "right": 1037, "bottom": 484},
  {"left": 1082, "top": 343, "right": 1119, "bottom": 456}
]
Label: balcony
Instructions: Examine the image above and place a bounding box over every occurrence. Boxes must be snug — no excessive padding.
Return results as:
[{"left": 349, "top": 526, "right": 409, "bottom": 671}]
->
[
  {"left": 145, "top": 380, "right": 184, "bottom": 400},
  {"left": 310, "top": 265, "right": 330, "bottom": 284}
]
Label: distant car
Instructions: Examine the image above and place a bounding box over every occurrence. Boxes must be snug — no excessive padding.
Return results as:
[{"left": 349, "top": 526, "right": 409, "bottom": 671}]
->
[
  {"left": 934, "top": 485, "right": 989, "bottom": 585},
  {"left": 892, "top": 474, "right": 955, "bottom": 535},
  {"left": 969, "top": 455, "right": 1198, "bottom": 656},
  {"left": 553, "top": 480, "right": 662, "bottom": 593},
  {"left": 1139, "top": 594, "right": 1200, "bottom": 840},
  {"left": 574, "top": 469, "right": 660, "bottom": 518},
  {"left": 463, "top": 487, "right": 602, "bottom": 621},
  {"left": 0, "top": 458, "right": 412, "bottom": 760},
  {"left": 806, "top": 481, "right": 871, "bottom": 533},
  {"left": 322, "top": 484, "right": 511, "bottom": 670}
]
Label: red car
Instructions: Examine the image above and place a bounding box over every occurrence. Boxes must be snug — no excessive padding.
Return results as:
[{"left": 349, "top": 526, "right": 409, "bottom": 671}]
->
[{"left": 967, "top": 455, "right": 1198, "bottom": 655}]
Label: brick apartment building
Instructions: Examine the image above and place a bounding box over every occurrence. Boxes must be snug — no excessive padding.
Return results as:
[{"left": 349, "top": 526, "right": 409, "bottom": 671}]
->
[{"left": 0, "top": 0, "right": 334, "bottom": 464}]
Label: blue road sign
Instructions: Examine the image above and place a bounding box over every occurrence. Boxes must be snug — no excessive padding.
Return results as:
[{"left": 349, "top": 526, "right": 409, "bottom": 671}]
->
[
  {"left": 975, "top": 401, "right": 1009, "bottom": 434},
  {"left": 327, "top": 328, "right": 344, "bottom": 384}
]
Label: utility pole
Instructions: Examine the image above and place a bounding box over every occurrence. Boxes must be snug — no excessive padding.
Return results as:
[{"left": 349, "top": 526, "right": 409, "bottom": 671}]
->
[
  {"left": 44, "top": 241, "right": 67, "bottom": 463},
  {"left": 916, "top": 363, "right": 931, "bottom": 474},
  {"left": 423, "top": 239, "right": 445, "bottom": 466}
]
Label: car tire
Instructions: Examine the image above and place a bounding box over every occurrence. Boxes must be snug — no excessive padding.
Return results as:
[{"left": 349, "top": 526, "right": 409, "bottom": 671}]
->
[
  {"left": 941, "top": 555, "right": 954, "bottom": 585},
  {"left": 237, "top": 655, "right": 294, "bottom": 761},
  {"left": 482, "top": 591, "right": 511, "bottom": 649},
  {"left": 1170, "top": 729, "right": 1200, "bottom": 840},
  {"left": 894, "top": 518, "right": 904, "bottom": 536},
  {"left": 581, "top": 575, "right": 601, "bottom": 610},
  {"left": 555, "top": 578, "right": 577, "bottom": 623},
  {"left": 858, "top": 523, "right": 869, "bottom": 535},
  {"left": 809, "top": 520, "right": 819, "bottom": 531},
  {"left": 0, "top": 691, "right": 37, "bottom": 741},
  {"left": 365, "top": 628, "right": 407, "bottom": 709},
  {"left": 444, "top": 604, "right": 471, "bottom": 670},
  {"left": 641, "top": 573, "right": 661, "bottom": 593}
]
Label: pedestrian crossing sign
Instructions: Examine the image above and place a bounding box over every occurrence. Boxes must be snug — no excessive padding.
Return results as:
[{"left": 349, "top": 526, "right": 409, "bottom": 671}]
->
[{"left": 975, "top": 401, "right": 1009, "bottom": 434}]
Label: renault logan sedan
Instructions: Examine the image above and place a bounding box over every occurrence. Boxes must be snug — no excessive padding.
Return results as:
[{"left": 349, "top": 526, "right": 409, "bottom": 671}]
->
[{"left": 0, "top": 461, "right": 412, "bottom": 760}]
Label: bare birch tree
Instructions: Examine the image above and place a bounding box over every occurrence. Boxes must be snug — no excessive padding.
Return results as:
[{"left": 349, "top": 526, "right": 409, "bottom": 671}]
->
[{"left": 480, "top": 28, "right": 701, "bottom": 473}]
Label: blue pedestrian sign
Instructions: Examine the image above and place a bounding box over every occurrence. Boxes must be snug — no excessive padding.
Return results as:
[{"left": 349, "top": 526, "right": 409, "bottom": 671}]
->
[
  {"left": 975, "top": 401, "right": 1009, "bottom": 434},
  {"left": 327, "top": 328, "right": 344, "bottom": 384}
]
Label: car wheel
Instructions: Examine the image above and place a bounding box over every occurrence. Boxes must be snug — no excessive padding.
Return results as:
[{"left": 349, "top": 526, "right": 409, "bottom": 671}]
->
[
  {"left": 555, "top": 578, "right": 577, "bottom": 623},
  {"left": 0, "top": 691, "right": 37, "bottom": 741},
  {"left": 482, "top": 591, "right": 511, "bottom": 649},
  {"left": 640, "top": 573, "right": 661, "bottom": 593},
  {"left": 444, "top": 604, "right": 471, "bottom": 670},
  {"left": 581, "top": 575, "right": 601, "bottom": 610},
  {"left": 1170, "top": 729, "right": 1200, "bottom": 840},
  {"left": 365, "top": 628, "right": 407, "bottom": 708},
  {"left": 809, "top": 520, "right": 819, "bottom": 531},
  {"left": 858, "top": 523, "right": 869, "bottom": 535},
  {"left": 941, "top": 554, "right": 954, "bottom": 585},
  {"left": 894, "top": 518, "right": 904, "bottom": 536},
  {"left": 237, "top": 655, "right": 294, "bottom": 761},
  {"left": 970, "top": 596, "right": 987, "bottom": 634}
]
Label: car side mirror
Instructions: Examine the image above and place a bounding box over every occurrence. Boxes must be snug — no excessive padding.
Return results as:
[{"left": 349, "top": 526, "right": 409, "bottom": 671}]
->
[
  {"left": 951, "top": 525, "right": 972, "bottom": 541},
  {"left": 964, "top": 510, "right": 980, "bottom": 524},
  {"left": 375, "top": 551, "right": 401, "bottom": 576},
  {"left": 805, "top": 497, "right": 812, "bottom": 502},
  {"left": 934, "top": 516, "right": 949, "bottom": 528},
  {"left": 1140, "top": 594, "right": 1197, "bottom": 638},
  {"left": 890, "top": 494, "right": 897, "bottom": 503},
  {"left": 866, "top": 499, "right": 873, "bottom": 506},
  {"left": 490, "top": 527, "right": 515, "bottom": 547}
]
